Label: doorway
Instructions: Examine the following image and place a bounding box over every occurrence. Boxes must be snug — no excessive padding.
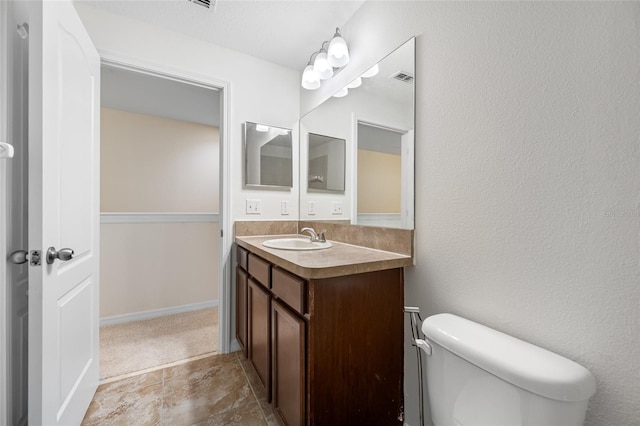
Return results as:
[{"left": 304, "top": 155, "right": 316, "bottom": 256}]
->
[
  {"left": 98, "top": 61, "right": 225, "bottom": 380},
  {"left": 1, "top": 43, "right": 232, "bottom": 421},
  {"left": 354, "top": 121, "right": 413, "bottom": 229}
]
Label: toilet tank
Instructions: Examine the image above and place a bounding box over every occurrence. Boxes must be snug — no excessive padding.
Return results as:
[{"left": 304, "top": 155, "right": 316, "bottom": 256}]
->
[{"left": 421, "top": 314, "right": 596, "bottom": 426}]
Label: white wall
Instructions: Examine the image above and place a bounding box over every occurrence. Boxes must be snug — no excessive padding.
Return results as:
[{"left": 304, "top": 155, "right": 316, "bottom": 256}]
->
[
  {"left": 75, "top": 3, "right": 301, "bottom": 221},
  {"left": 100, "top": 222, "right": 219, "bottom": 318},
  {"left": 306, "top": 2, "right": 640, "bottom": 425}
]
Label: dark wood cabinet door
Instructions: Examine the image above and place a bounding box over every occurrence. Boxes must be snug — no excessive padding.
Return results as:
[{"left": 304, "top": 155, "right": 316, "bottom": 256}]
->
[
  {"left": 272, "top": 300, "right": 305, "bottom": 426},
  {"left": 248, "top": 278, "right": 271, "bottom": 400},
  {"left": 236, "top": 266, "right": 248, "bottom": 355}
]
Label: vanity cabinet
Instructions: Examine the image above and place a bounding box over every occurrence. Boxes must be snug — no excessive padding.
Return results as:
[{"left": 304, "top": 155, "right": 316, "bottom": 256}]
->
[
  {"left": 235, "top": 244, "right": 404, "bottom": 426},
  {"left": 235, "top": 266, "right": 248, "bottom": 355},
  {"left": 272, "top": 299, "right": 305, "bottom": 425},
  {"left": 248, "top": 278, "right": 271, "bottom": 396}
]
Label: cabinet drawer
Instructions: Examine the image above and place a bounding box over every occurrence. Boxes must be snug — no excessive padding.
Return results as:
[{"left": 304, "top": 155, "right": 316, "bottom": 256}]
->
[
  {"left": 237, "top": 246, "right": 249, "bottom": 271},
  {"left": 272, "top": 267, "right": 306, "bottom": 315},
  {"left": 248, "top": 253, "right": 271, "bottom": 289}
]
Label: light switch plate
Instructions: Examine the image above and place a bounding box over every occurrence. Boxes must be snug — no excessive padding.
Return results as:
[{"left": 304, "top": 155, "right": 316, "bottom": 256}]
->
[
  {"left": 246, "top": 199, "right": 261, "bottom": 214},
  {"left": 308, "top": 201, "right": 316, "bottom": 215},
  {"left": 331, "top": 202, "right": 343, "bottom": 215},
  {"left": 281, "top": 200, "right": 289, "bottom": 215}
]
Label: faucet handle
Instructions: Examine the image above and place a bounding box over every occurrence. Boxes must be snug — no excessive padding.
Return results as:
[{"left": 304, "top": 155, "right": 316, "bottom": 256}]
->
[{"left": 318, "top": 229, "right": 327, "bottom": 242}]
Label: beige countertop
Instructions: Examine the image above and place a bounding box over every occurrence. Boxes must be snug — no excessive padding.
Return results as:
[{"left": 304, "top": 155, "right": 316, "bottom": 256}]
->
[{"left": 235, "top": 234, "right": 412, "bottom": 279}]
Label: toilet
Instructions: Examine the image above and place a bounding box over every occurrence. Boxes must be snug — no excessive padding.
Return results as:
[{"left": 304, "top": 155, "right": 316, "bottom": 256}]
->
[{"left": 421, "top": 314, "right": 596, "bottom": 426}]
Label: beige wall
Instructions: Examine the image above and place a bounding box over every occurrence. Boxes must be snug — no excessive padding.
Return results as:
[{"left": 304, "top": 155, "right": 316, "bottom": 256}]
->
[
  {"left": 101, "top": 108, "right": 219, "bottom": 213},
  {"left": 100, "top": 108, "right": 219, "bottom": 318},
  {"left": 357, "top": 149, "right": 401, "bottom": 213},
  {"left": 100, "top": 223, "right": 218, "bottom": 318}
]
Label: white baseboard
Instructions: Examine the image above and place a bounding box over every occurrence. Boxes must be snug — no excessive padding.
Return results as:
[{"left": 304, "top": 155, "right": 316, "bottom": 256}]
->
[
  {"left": 230, "top": 338, "right": 241, "bottom": 353},
  {"left": 100, "top": 299, "right": 218, "bottom": 326}
]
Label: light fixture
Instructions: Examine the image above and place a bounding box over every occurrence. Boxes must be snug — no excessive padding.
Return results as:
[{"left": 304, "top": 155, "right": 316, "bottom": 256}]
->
[
  {"left": 361, "top": 63, "right": 379, "bottom": 78},
  {"left": 327, "top": 28, "right": 350, "bottom": 68},
  {"left": 313, "top": 42, "right": 333, "bottom": 80},
  {"left": 301, "top": 55, "right": 321, "bottom": 90},
  {"left": 301, "top": 27, "right": 349, "bottom": 91},
  {"left": 332, "top": 87, "right": 348, "bottom": 98},
  {"left": 346, "top": 77, "right": 362, "bottom": 89},
  {"left": 256, "top": 124, "right": 270, "bottom": 132}
]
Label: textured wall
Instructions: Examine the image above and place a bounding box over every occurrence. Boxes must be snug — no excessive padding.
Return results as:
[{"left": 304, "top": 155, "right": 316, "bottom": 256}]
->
[{"left": 306, "top": 2, "right": 640, "bottom": 425}]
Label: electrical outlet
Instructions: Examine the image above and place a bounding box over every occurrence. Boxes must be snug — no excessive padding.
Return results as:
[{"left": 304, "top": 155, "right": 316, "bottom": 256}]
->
[
  {"left": 331, "top": 202, "right": 343, "bottom": 215},
  {"left": 246, "top": 199, "right": 261, "bottom": 214},
  {"left": 308, "top": 201, "right": 316, "bottom": 215},
  {"left": 281, "top": 200, "right": 289, "bottom": 215}
]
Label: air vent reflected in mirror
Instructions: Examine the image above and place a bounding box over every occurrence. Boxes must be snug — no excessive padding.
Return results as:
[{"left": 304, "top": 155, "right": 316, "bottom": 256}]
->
[
  {"left": 188, "top": 0, "right": 215, "bottom": 10},
  {"left": 391, "top": 71, "right": 414, "bottom": 84}
]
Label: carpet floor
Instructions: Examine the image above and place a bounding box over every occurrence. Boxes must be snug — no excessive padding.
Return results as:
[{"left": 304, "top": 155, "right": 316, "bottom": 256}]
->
[{"left": 100, "top": 307, "right": 218, "bottom": 380}]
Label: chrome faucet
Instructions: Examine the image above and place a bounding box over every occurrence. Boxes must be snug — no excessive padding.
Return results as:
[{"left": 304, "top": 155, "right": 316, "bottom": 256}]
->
[{"left": 300, "top": 227, "right": 326, "bottom": 243}]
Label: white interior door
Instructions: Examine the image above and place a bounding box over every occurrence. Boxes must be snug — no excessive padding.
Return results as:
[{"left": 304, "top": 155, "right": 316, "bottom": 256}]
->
[{"left": 26, "top": 1, "right": 100, "bottom": 424}]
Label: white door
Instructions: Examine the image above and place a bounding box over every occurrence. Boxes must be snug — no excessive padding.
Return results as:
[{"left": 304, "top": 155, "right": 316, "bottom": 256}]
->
[{"left": 25, "top": 0, "right": 100, "bottom": 424}]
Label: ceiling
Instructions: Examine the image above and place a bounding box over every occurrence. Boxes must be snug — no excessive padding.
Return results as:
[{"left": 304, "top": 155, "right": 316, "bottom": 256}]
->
[
  {"left": 101, "top": 64, "right": 221, "bottom": 126},
  {"left": 80, "top": 0, "right": 366, "bottom": 71}
]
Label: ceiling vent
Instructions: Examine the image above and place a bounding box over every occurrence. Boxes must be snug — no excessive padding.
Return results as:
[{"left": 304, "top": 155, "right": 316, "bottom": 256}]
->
[
  {"left": 391, "top": 71, "right": 414, "bottom": 84},
  {"left": 188, "top": 0, "right": 215, "bottom": 11}
]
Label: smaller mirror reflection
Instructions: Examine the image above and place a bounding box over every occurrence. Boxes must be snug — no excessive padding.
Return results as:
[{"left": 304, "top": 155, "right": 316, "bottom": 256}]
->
[
  {"left": 244, "top": 121, "right": 293, "bottom": 188},
  {"left": 308, "top": 133, "right": 346, "bottom": 192}
]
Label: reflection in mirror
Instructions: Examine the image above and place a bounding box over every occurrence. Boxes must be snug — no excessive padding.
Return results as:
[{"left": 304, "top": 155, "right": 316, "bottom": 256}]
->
[
  {"left": 244, "top": 121, "right": 293, "bottom": 188},
  {"left": 357, "top": 123, "right": 410, "bottom": 228},
  {"left": 299, "top": 38, "right": 415, "bottom": 228},
  {"left": 308, "top": 133, "right": 345, "bottom": 192}
]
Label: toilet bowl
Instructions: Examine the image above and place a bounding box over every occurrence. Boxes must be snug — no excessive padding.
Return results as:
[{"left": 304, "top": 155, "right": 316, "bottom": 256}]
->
[{"left": 421, "top": 314, "right": 596, "bottom": 426}]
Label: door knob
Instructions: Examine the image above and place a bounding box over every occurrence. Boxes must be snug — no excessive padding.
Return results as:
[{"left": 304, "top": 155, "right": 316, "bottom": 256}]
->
[
  {"left": 8, "top": 249, "right": 41, "bottom": 266},
  {"left": 46, "top": 247, "right": 74, "bottom": 265},
  {"left": 9, "top": 250, "right": 28, "bottom": 264}
]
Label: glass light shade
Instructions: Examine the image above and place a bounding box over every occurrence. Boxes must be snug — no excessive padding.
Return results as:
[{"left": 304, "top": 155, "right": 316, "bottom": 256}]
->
[
  {"left": 327, "top": 35, "right": 350, "bottom": 68},
  {"left": 361, "top": 63, "right": 379, "bottom": 78},
  {"left": 332, "top": 87, "right": 348, "bottom": 98},
  {"left": 346, "top": 77, "right": 362, "bottom": 89},
  {"left": 301, "top": 64, "right": 321, "bottom": 90},
  {"left": 313, "top": 51, "right": 333, "bottom": 80},
  {"left": 256, "top": 124, "right": 270, "bottom": 132}
]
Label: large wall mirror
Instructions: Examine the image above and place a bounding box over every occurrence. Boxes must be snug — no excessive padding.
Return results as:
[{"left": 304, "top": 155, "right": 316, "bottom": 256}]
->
[
  {"left": 299, "top": 37, "right": 415, "bottom": 228},
  {"left": 244, "top": 121, "right": 293, "bottom": 188}
]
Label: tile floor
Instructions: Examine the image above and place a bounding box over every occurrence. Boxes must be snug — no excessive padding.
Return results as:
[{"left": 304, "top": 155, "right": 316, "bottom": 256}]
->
[{"left": 82, "top": 352, "right": 278, "bottom": 426}]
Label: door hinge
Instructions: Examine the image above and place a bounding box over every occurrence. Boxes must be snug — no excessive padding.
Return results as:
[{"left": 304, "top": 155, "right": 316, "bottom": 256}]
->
[{"left": 220, "top": 229, "right": 223, "bottom": 238}]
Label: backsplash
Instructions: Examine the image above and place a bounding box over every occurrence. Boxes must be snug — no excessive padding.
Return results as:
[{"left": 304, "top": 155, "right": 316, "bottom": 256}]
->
[{"left": 234, "top": 220, "right": 413, "bottom": 258}]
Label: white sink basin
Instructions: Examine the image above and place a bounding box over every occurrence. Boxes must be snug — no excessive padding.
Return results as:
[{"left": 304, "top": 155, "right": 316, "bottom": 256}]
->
[{"left": 262, "top": 237, "right": 332, "bottom": 251}]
